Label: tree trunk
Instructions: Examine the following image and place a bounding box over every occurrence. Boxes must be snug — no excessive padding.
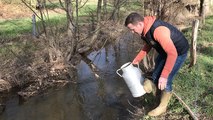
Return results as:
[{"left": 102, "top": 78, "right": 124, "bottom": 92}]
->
[
  {"left": 201, "top": 1, "right": 207, "bottom": 24},
  {"left": 37, "top": 0, "right": 47, "bottom": 36},
  {"left": 110, "top": 0, "right": 120, "bottom": 21},
  {"left": 97, "top": 0, "right": 102, "bottom": 22},
  {"left": 199, "top": 0, "right": 205, "bottom": 16},
  {"left": 87, "top": 0, "right": 102, "bottom": 46},
  {"left": 199, "top": 0, "right": 207, "bottom": 24},
  {"left": 65, "top": 0, "right": 77, "bottom": 61},
  {"left": 103, "top": 0, "right": 107, "bottom": 19},
  {"left": 65, "top": 0, "right": 74, "bottom": 37},
  {"left": 189, "top": 19, "right": 199, "bottom": 68}
]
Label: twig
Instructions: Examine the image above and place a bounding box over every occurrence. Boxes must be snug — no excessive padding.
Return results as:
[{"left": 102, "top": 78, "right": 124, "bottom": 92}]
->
[
  {"left": 78, "top": 0, "right": 89, "bottom": 9},
  {"left": 172, "top": 91, "right": 199, "bottom": 120},
  {"left": 127, "top": 99, "right": 138, "bottom": 109},
  {"left": 127, "top": 109, "right": 140, "bottom": 116},
  {"left": 21, "top": 0, "right": 41, "bottom": 20}
]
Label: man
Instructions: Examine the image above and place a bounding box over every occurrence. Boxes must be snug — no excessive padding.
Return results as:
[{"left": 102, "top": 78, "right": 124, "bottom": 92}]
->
[{"left": 125, "top": 12, "right": 189, "bottom": 116}]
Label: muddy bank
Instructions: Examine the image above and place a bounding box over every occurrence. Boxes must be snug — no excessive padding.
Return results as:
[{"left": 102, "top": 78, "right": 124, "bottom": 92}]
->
[
  {"left": 0, "top": 21, "right": 125, "bottom": 117},
  {"left": 0, "top": 31, "right": 137, "bottom": 119}
]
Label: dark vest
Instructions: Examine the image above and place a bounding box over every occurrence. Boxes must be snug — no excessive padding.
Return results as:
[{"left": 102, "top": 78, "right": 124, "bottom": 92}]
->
[{"left": 141, "top": 20, "right": 189, "bottom": 56}]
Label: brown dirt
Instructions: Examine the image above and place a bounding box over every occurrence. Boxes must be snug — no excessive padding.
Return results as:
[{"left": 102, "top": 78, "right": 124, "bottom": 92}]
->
[
  {"left": 0, "top": 2, "right": 65, "bottom": 20},
  {"left": 0, "top": 79, "right": 11, "bottom": 92},
  {"left": 0, "top": 2, "right": 32, "bottom": 19}
]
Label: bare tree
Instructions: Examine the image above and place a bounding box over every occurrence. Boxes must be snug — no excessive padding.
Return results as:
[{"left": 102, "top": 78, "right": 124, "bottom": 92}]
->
[
  {"left": 199, "top": 0, "right": 205, "bottom": 16},
  {"left": 77, "top": 0, "right": 103, "bottom": 53},
  {"left": 97, "top": 0, "right": 102, "bottom": 22},
  {"left": 110, "top": 0, "right": 120, "bottom": 21},
  {"left": 103, "top": 0, "right": 107, "bottom": 19},
  {"left": 87, "top": 0, "right": 102, "bottom": 46},
  {"left": 64, "top": 0, "right": 77, "bottom": 61},
  {"left": 199, "top": 0, "right": 207, "bottom": 24},
  {"left": 21, "top": 0, "right": 78, "bottom": 67}
]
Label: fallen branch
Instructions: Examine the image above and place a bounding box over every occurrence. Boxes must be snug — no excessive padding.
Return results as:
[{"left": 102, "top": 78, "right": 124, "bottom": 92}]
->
[
  {"left": 127, "top": 99, "right": 138, "bottom": 109},
  {"left": 172, "top": 91, "right": 198, "bottom": 120},
  {"left": 126, "top": 109, "right": 141, "bottom": 116}
]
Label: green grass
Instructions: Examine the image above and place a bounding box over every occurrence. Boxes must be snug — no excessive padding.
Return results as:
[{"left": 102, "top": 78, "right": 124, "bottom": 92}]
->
[
  {"left": 45, "top": 2, "right": 62, "bottom": 9},
  {"left": 78, "top": 4, "right": 97, "bottom": 15},
  {"left": 0, "top": 14, "right": 67, "bottom": 40},
  {"left": 0, "top": 0, "right": 145, "bottom": 40},
  {"left": 0, "top": 18, "right": 32, "bottom": 39},
  {"left": 172, "top": 15, "right": 213, "bottom": 118},
  {"left": 0, "top": 2, "right": 98, "bottom": 40}
]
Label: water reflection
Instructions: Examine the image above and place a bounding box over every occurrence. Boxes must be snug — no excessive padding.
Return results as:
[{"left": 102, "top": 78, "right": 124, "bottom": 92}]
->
[{"left": 0, "top": 33, "right": 141, "bottom": 120}]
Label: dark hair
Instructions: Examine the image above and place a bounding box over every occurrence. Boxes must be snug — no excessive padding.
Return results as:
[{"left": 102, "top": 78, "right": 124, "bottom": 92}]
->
[{"left": 124, "top": 12, "right": 144, "bottom": 26}]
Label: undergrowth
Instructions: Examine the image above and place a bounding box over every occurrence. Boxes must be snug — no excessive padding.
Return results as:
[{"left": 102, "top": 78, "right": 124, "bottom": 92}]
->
[{"left": 172, "top": 15, "right": 213, "bottom": 119}]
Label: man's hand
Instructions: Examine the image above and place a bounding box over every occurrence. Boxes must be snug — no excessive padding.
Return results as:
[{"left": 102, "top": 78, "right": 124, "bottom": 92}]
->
[{"left": 158, "top": 77, "right": 168, "bottom": 90}]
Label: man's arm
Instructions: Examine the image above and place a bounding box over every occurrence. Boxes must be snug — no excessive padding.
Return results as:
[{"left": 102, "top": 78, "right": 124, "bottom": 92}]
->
[
  {"left": 153, "top": 26, "right": 178, "bottom": 90},
  {"left": 153, "top": 26, "right": 178, "bottom": 78},
  {"left": 132, "top": 43, "right": 152, "bottom": 64}
]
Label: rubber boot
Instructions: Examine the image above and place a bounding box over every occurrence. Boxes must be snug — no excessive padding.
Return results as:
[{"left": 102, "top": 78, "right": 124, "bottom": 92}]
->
[
  {"left": 143, "top": 78, "right": 157, "bottom": 96},
  {"left": 148, "top": 91, "right": 172, "bottom": 116}
]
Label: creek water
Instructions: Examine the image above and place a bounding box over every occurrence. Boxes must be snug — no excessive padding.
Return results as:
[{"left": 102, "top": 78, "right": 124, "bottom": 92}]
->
[{"left": 0, "top": 34, "right": 143, "bottom": 120}]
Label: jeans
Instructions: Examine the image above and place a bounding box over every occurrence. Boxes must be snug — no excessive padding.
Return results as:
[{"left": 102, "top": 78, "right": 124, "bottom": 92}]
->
[{"left": 152, "top": 53, "right": 188, "bottom": 92}]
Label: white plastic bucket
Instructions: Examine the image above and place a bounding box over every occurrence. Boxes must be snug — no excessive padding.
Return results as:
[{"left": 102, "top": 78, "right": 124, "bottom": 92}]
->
[{"left": 116, "top": 62, "right": 146, "bottom": 97}]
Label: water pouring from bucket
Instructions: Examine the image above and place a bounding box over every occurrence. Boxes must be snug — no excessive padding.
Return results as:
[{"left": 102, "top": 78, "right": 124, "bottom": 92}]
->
[{"left": 116, "top": 62, "right": 146, "bottom": 97}]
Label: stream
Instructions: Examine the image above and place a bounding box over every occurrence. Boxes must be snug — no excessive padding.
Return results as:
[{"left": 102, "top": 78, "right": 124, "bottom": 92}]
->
[{"left": 0, "top": 33, "right": 143, "bottom": 120}]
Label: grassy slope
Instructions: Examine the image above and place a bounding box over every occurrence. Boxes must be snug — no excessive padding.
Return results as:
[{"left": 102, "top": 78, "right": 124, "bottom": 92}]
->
[
  {"left": 0, "top": 19, "right": 32, "bottom": 39},
  {"left": 0, "top": 2, "right": 97, "bottom": 40},
  {"left": 0, "top": 14, "right": 67, "bottom": 40},
  {"left": 172, "top": 16, "right": 213, "bottom": 118}
]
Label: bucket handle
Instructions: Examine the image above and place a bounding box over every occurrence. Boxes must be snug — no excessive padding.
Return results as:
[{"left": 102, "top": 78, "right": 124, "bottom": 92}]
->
[
  {"left": 135, "top": 63, "right": 139, "bottom": 69},
  {"left": 116, "top": 63, "right": 140, "bottom": 77},
  {"left": 133, "top": 63, "right": 141, "bottom": 71},
  {"left": 116, "top": 68, "right": 123, "bottom": 77}
]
